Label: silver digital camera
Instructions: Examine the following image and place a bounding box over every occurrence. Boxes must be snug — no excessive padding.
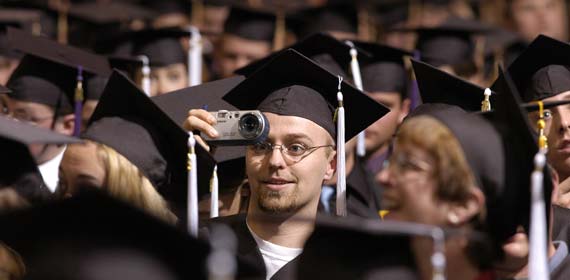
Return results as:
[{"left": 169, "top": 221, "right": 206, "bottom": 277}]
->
[{"left": 202, "top": 110, "right": 270, "bottom": 146}]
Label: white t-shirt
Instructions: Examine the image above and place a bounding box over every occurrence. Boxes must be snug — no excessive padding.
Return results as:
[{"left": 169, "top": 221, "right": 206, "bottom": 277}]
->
[
  {"left": 38, "top": 146, "right": 66, "bottom": 193},
  {"left": 247, "top": 223, "right": 303, "bottom": 280}
]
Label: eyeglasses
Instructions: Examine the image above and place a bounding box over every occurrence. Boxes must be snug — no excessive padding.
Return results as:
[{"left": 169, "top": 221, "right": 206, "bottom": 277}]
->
[
  {"left": 385, "top": 153, "right": 432, "bottom": 173},
  {"left": 249, "top": 142, "right": 334, "bottom": 163}
]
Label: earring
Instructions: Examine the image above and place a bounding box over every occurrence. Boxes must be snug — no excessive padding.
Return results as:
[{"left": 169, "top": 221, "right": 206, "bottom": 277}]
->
[{"left": 448, "top": 213, "right": 459, "bottom": 225}]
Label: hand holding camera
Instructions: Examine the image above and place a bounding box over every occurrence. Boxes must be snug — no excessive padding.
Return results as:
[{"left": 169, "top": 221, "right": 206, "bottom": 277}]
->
[{"left": 183, "top": 109, "right": 269, "bottom": 150}]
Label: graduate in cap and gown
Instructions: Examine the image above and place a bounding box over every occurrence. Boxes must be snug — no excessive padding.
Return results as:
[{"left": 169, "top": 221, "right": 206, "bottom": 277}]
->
[
  {"left": 4, "top": 27, "right": 111, "bottom": 193},
  {"left": 186, "top": 49, "right": 389, "bottom": 279}
]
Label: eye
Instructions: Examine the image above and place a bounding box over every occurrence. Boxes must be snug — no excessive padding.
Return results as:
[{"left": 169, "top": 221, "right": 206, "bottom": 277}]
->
[
  {"left": 251, "top": 142, "right": 271, "bottom": 153},
  {"left": 544, "top": 110, "right": 553, "bottom": 120},
  {"left": 285, "top": 143, "right": 307, "bottom": 156}
]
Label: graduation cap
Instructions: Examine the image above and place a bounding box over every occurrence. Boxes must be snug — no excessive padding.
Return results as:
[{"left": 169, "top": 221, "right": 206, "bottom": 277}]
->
[
  {"left": 152, "top": 76, "right": 248, "bottom": 194},
  {"left": 0, "top": 115, "right": 80, "bottom": 204},
  {"left": 0, "top": 189, "right": 211, "bottom": 279},
  {"left": 0, "top": 9, "right": 42, "bottom": 59},
  {"left": 235, "top": 32, "right": 370, "bottom": 79},
  {"left": 224, "top": 4, "right": 277, "bottom": 43},
  {"left": 406, "top": 17, "right": 493, "bottom": 67},
  {"left": 83, "top": 70, "right": 215, "bottom": 210},
  {"left": 5, "top": 27, "right": 111, "bottom": 135},
  {"left": 141, "top": 0, "right": 192, "bottom": 16},
  {"left": 292, "top": 2, "right": 358, "bottom": 39},
  {"left": 354, "top": 41, "right": 411, "bottom": 94},
  {"left": 411, "top": 58, "right": 492, "bottom": 112},
  {"left": 224, "top": 48, "right": 389, "bottom": 141},
  {"left": 501, "top": 35, "right": 570, "bottom": 103},
  {"left": 126, "top": 28, "right": 191, "bottom": 67},
  {"left": 67, "top": 1, "right": 157, "bottom": 27}
]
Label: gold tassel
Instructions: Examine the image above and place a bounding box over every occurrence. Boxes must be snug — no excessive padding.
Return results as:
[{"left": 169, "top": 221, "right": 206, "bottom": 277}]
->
[
  {"left": 537, "top": 101, "right": 548, "bottom": 150},
  {"left": 481, "top": 88, "right": 492, "bottom": 111}
]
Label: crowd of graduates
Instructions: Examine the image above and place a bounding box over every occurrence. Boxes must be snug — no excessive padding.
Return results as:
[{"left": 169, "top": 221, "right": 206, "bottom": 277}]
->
[{"left": 1, "top": 0, "right": 570, "bottom": 279}]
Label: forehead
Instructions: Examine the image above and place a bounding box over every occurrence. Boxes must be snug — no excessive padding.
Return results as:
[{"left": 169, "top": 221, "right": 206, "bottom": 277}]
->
[
  {"left": 544, "top": 90, "right": 570, "bottom": 102},
  {"left": 8, "top": 98, "right": 54, "bottom": 114},
  {"left": 264, "top": 112, "right": 333, "bottom": 142}
]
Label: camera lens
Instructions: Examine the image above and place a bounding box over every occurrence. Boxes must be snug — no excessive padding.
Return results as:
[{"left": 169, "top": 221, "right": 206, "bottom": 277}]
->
[{"left": 238, "top": 113, "right": 262, "bottom": 139}]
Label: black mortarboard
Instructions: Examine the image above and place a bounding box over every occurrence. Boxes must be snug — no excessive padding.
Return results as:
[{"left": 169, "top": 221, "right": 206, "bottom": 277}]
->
[
  {"left": 409, "top": 17, "right": 493, "bottom": 67},
  {"left": 0, "top": 9, "right": 42, "bottom": 59},
  {"left": 224, "top": 5, "right": 276, "bottom": 42},
  {"left": 84, "top": 75, "right": 108, "bottom": 101},
  {"left": 128, "top": 28, "right": 190, "bottom": 67},
  {"left": 412, "top": 58, "right": 491, "bottom": 112},
  {"left": 68, "top": 2, "right": 157, "bottom": 26},
  {"left": 224, "top": 49, "right": 390, "bottom": 141},
  {"left": 83, "top": 70, "right": 215, "bottom": 205},
  {"left": 293, "top": 2, "right": 358, "bottom": 39},
  {"left": 141, "top": 0, "right": 192, "bottom": 16},
  {"left": 6, "top": 27, "right": 111, "bottom": 114},
  {"left": 108, "top": 55, "right": 144, "bottom": 80},
  {"left": 0, "top": 115, "right": 80, "bottom": 204},
  {"left": 354, "top": 41, "right": 411, "bottom": 94},
  {"left": 0, "top": 189, "right": 211, "bottom": 279},
  {"left": 486, "top": 68, "right": 553, "bottom": 241},
  {"left": 299, "top": 216, "right": 432, "bottom": 280},
  {"left": 152, "top": 76, "right": 247, "bottom": 189},
  {"left": 501, "top": 35, "right": 570, "bottom": 102},
  {"left": 235, "top": 32, "right": 370, "bottom": 79}
]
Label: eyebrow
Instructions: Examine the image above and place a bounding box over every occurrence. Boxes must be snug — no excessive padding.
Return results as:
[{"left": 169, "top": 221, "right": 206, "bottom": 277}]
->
[{"left": 282, "top": 133, "right": 314, "bottom": 144}]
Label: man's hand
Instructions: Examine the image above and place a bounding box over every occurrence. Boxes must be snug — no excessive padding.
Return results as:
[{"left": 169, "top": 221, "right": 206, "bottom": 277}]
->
[{"left": 183, "top": 109, "right": 219, "bottom": 152}]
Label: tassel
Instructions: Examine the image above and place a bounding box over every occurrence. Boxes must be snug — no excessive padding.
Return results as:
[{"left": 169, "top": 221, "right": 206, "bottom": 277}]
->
[
  {"left": 188, "top": 132, "right": 199, "bottom": 237},
  {"left": 336, "top": 76, "right": 347, "bottom": 217},
  {"left": 529, "top": 100, "right": 550, "bottom": 280},
  {"left": 73, "top": 66, "right": 84, "bottom": 137},
  {"left": 431, "top": 227, "right": 447, "bottom": 280},
  {"left": 188, "top": 26, "right": 203, "bottom": 86},
  {"left": 481, "top": 88, "right": 492, "bottom": 112},
  {"left": 346, "top": 41, "right": 366, "bottom": 158},
  {"left": 210, "top": 165, "right": 219, "bottom": 218},
  {"left": 138, "top": 55, "right": 151, "bottom": 97}
]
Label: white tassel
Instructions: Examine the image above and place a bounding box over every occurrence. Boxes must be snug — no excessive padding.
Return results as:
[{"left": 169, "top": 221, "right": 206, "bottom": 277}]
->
[
  {"left": 529, "top": 149, "right": 550, "bottom": 280},
  {"left": 210, "top": 165, "right": 219, "bottom": 218},
  {"left": 336, "top": 76, "right": 347, "bottom": 217},
  {"left": 188, "top": 26, "right": 203, "bottom": 86},
  {"left": 347, "top": 41, "right": 366, "bottom": 157},
  {"left": 138, "top": 55, "right": 151, "bottom": 97},
  {"left": 187, "top": 132, "right": 199, "bottom": 237},
  {"left": 431, "top": 227, "right": 447, "bottom": 280}
]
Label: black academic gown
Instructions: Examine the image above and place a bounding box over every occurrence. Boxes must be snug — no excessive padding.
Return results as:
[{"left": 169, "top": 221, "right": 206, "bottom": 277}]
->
[
  {"left": 551, "top": 224, "right": 570, "bottom": 279},
  {"left": 320, "top": 157, "right": 381, "bottom": 218},
  {"left": 552, "top": 205, "right": 570, "bottom": 241},
  {"left": 205, "top": 214, "right": 300, "bottom": 280}
]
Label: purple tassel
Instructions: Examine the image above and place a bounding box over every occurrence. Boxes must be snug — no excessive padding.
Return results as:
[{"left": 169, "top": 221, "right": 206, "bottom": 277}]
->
[
  {"left": 409, "top": 50, "right": 421, "bottom": 111},
  {"left": 73, "top": 66, "right": 83, "bottom": 137}
]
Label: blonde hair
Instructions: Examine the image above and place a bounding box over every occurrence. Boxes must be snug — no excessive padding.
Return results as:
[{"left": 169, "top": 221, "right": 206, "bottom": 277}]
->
[
  {"left": 397, "top": 116, "right": 482, "bottom": 215},
  {"left": 95, "top": 143, "right": 177, "bottom": 224}
]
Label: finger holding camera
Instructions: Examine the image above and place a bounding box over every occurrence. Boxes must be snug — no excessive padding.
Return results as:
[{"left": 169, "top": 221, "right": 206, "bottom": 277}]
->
[{"left": 183, "top": 109, "right": 219, "bottom": 152}]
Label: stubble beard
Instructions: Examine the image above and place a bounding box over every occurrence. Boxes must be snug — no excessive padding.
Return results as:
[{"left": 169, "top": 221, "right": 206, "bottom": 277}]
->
[{"left": 256, "top": 183, "right": 300, "bottom": 214}]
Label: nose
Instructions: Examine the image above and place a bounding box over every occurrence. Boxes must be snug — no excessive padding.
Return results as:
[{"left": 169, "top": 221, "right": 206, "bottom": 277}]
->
[
  {"left": 376, "top": 167, "right": 392, "bottom": 188},
  {"left": 267, "top": 146, "right": 287, "bottom": 169},
  {"left": 558, "top": 111, "right": 570, "bottom": 136}
]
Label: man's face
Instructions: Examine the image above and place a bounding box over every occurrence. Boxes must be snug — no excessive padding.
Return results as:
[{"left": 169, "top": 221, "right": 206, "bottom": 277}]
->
[
  {"left": 6, "top": 98, "right": 71, "bottom": 164},
  {"left": 364, "top": 92, "right": 409, "bottom": 154},
  {"left": 213, "top": 34, "right": 272, "bottom": 79},
  {"left": 150, "top": 63, "right": 188, "bottom": 97},
  {"left": 528, "top": 91, "right": 570, "bottom": 180},
  {"left": 245, "top": 113, "right": 336, "bottom": 214},
  {"left": 510, "top": 0, "right": 569, "bottom": 42}
]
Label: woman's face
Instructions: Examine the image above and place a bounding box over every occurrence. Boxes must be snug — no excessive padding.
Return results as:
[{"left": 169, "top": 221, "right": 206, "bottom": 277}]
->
[
  {"left": 377, "top": 143, "right": 449, "bottom": 225},
  {"left": 150, "top": 63, "right": 188, "bottom": 97},
  {"left": 59, "top": 142, "right": 106, "bottom": 196}
]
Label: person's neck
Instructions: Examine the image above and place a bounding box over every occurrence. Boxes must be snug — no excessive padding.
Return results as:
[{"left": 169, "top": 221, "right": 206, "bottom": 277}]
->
[
  {"left": 507, "top": 240, "right": 557, "bottom": 279},
  {"left": 246, "top": 202, "right": 317, "bottom": 248},
  {"left": 412, "top": 236, "right": 481, "bottom": 280}
]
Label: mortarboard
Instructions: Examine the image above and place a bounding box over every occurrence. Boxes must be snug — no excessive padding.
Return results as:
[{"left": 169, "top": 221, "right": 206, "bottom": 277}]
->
[
  {"left": 235, "top": 32, "right": 370, "bottom": 79},
  {"left": 224, "top": 49, "right": 389, "bottom": 141},
  {"left": 141, "top": 0, "right": 192, "bottom": 16},
  {"left": 0, "top": 115, "right": 80, "bottom": 204},
  {"left": 67, "top": 2, "right": 157, "bottom": 26},
  {"left": 152, "top": 76, "right": 248, "bottom": 190},
  {"left": 0, "top": 9, "right": 42, "bottom": 59},
  {"left": 224, "top": 4, "right": 277, "bottom": 43},
  {"left": 128, "top": 28, "right": 191, "bottom": 67},
  {"left": 83, "top": 70, "right": 215, "bottom": 207},
  {"left": 5, "top": 27, "right": 111, "bottom": 135},
  {"left": 406, "top": 17, "right": 493, "bottom": 67},
  {"left": 84, "top": 75, "right": 108, "bottom": 101},
  {"left": 354, "top": 40, "right": 411, "bottom": 94},
  {"left": 501, "top": 35, "right": 570, "bottom": 103},
  {"left": 0, "top": 189, "right": 211, "bottom": 279},
  {"left": 292, "top": 2, "right": 358, "bottom": 40},
  {"left": 411, "top": 58, "right": 491, "bottom": 112}
]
